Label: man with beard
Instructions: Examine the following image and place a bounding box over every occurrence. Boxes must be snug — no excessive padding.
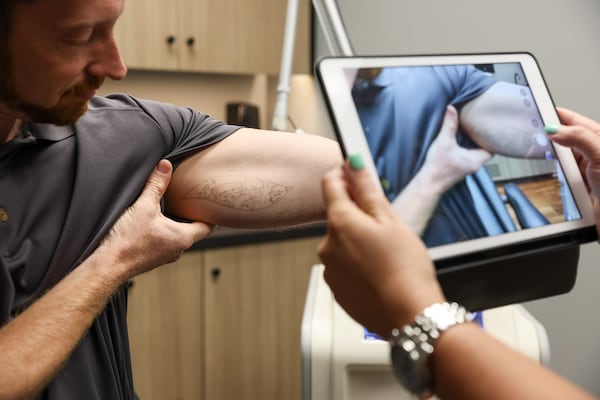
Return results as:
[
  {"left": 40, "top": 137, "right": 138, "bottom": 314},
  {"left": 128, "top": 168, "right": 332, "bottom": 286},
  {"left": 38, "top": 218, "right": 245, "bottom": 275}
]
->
[{"left": 0, "top": 0, "right": 341, "bottom": 398}]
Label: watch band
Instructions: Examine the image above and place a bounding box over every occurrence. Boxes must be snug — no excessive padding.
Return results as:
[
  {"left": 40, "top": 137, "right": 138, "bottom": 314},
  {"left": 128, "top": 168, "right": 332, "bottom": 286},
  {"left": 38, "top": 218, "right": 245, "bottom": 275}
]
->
[{"left": 389, "top": 302, "right": 474, "bottom": 399}]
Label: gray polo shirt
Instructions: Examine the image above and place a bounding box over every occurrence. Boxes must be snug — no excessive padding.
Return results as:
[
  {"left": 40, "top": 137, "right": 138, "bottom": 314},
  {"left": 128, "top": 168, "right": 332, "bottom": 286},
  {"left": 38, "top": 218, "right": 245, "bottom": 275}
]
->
[{"left": 0, "top": 94, "right": 239, "bottom": 399}]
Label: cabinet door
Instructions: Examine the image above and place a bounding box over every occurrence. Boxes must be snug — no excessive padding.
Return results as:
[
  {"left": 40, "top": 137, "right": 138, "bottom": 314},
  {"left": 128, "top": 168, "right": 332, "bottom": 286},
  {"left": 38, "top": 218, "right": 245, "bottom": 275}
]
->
[
  {"left": 203, "top": 237, "right": 321, "bottom": 400},
  {"left": 182, "top": 0, "right": 311, "bottom": 74},
  {"left": 114, "top": 0, "right": 180, "bottom": 71},
  {"left": 115, "top": 0, "right": 310, "bottom": 74},
  {"left": 127, "top": 252, "right": 205, "bottom": 400}
]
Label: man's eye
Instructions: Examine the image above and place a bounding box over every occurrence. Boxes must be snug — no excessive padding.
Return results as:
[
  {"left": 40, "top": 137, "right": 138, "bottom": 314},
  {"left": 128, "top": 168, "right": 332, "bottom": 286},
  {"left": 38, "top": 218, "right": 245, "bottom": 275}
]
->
[
  {"left": 65, "top": 38, "right": 90, "bottom": 46},
  {"left": 63, "top": 28, "right": 94, "bottom": 45}
]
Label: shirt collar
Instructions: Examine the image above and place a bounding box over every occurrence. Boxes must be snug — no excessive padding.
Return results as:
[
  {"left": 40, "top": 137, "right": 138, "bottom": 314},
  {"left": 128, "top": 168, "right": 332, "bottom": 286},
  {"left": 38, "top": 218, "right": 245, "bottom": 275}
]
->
[
  {"left": 370, "top": 68, "right": 393, "bottom": 88},
  {"left": 27, "top": 122, "right": 76, "bottom": 142},
  {"left": 352, "top": 69, "right": 393, "bottom": 105},
  {"left": 0, "top": 122, "right": 75, "bottom": 159}
]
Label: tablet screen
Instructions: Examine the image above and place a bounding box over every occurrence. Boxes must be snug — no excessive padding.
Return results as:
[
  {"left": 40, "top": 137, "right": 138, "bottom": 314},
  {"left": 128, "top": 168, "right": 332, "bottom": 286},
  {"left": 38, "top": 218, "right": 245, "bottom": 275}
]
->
[{"left": 317, "top": 53, "right": 596, "bottom": 263}]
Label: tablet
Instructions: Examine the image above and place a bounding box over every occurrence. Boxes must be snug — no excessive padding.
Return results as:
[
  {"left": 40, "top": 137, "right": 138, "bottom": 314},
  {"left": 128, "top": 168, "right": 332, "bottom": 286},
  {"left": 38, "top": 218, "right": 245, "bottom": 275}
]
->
[{"left": 317, "top": 53, "right": 597, "bottom": 309}]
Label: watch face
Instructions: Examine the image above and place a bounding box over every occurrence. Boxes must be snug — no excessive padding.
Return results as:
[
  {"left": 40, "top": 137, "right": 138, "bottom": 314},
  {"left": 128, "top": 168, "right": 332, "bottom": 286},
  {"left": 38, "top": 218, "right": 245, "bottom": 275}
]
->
[{"left": 391, "top": 343, "right": 433, "bottom": 398}]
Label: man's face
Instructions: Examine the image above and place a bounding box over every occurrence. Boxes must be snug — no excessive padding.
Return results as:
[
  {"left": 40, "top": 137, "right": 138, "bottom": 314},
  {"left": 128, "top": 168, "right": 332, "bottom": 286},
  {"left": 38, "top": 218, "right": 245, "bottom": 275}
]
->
[{"left": 0, "top": 0, "right": 127, "bottom": 125}]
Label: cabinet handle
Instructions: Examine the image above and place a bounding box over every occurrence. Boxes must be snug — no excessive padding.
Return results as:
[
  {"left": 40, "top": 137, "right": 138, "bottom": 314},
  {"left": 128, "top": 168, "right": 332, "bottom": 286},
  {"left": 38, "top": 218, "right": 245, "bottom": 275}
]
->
[
  {"left": 166, "top": 35, "right": 176, "bottom": 45},
  {"left": 210, "top": 268, "right": 221, "bottom": 280},
  {"left": 186, "top": 37, "right": 195, "bottom": 47}
]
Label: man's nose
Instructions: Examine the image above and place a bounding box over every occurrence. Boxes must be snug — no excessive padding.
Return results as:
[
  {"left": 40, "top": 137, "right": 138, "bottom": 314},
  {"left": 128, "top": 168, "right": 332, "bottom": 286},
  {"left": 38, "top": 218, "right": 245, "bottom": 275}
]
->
[{"left": 87, "top": 36, "right": 128, "bottom": 81}]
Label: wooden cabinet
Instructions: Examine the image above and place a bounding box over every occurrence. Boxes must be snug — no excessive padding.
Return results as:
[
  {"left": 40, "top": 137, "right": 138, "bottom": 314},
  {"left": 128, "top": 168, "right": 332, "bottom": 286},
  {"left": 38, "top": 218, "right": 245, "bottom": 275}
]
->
[
  {"left": 114, "top": 0, "right": 311, "bottom": 75},
  {"left": 203, "top": 237, "right": 320, "bottom": 399},
  {"left": 114, "top": 0, "right": 179, "bottom": 71},
  {"left": 126, "top": 252, "right": 205, "bottom": 400},
  {"left": 127, "top": 236, "right": 322, "bottom": 400}
]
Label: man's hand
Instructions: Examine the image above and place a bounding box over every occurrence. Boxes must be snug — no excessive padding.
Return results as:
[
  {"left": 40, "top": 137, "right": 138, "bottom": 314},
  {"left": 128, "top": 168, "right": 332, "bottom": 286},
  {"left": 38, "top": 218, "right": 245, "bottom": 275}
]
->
[
  {"left": 100, "top": 159, "right": 213, "bottom": 281},
  {"left": 422, "top": 105, "right": 492, "bottom": 193}
]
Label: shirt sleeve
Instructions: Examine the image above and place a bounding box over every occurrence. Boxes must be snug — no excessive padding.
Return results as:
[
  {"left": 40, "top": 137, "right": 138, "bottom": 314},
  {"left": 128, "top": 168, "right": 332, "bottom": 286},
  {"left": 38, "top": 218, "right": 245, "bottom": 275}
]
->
[
  {"left": 105, "top": 94, "right": 242, "bottom": 162},
  {"left": 435, "top": 65, "right": 498, "bottom": 107}
]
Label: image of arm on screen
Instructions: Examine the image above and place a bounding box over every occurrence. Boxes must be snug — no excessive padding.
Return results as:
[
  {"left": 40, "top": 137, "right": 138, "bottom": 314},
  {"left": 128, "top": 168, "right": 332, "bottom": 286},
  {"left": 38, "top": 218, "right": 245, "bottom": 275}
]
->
[
  {"left": 318, "top": 156, "right": 597, "bottom": 400},
  {"left": 391, "top": 80, "right": 552, "bottom": 235},
  {"left": 461, "top": 81, "right": 553, "bottom": 159}
]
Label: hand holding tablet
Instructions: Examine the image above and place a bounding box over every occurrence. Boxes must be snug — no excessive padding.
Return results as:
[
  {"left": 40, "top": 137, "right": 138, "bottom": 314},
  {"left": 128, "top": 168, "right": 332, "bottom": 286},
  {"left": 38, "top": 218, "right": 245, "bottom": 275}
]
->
[{"left": 317, "top": 52, "right": 598, "bottom": 309}]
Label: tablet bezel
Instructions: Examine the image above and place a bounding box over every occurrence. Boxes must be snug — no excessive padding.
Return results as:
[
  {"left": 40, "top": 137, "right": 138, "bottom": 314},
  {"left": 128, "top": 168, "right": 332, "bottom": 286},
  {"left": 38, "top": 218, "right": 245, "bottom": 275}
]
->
[{"left": 316, "top": 52, "right": 597, "bottom": 266}]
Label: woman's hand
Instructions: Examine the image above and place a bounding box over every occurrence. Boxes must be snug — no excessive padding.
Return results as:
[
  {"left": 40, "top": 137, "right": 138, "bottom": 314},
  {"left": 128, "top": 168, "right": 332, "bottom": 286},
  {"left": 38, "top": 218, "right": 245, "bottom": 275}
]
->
[
  {"left": 547, "top": 107, "right": 600, "bottom": 236},
  {"left": 318, "top": 158, "right": 445, "bottom": 338}
]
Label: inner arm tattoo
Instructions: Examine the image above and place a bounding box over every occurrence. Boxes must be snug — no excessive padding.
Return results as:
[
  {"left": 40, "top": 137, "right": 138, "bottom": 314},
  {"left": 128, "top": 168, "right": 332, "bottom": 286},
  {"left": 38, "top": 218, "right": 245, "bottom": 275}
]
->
[{"left": 182, "top": 175, "right": 293, "bottom": 211}]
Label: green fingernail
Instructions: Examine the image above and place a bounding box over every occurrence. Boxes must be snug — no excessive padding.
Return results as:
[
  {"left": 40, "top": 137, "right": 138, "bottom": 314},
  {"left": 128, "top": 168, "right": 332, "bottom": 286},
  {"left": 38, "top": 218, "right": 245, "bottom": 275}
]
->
[
  {"left": 544, "top": 124, "right": 560, "bottom": 135},
  {"left": 348, "top": 154, "right": 365, "bottom": 171}
]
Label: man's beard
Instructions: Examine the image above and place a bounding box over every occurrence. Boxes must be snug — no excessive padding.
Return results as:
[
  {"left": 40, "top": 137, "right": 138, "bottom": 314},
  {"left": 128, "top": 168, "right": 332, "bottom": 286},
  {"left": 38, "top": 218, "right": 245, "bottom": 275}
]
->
[{"left": 0, "top": 43, "right": 104, "bottom": 126}]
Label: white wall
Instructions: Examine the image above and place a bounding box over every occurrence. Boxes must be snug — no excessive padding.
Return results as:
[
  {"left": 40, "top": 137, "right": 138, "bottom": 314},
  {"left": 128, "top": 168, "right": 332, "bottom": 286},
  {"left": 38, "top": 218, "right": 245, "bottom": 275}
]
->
[
  {"left": 99, "top": 71, "right": 270, "bottom": 127},
  {"left": 99, "top": 70, "right": 334, "bottom": 139},
  {"left": 315, "top": 0, "right": 600, "bottom": 394}
]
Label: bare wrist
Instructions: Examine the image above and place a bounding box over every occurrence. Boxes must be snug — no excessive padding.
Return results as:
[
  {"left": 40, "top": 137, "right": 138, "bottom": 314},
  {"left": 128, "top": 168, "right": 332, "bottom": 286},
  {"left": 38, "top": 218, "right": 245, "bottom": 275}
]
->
[
  {"left": 387, "top": 282, "right": 446, "bottom": 332},
  {"left": 414, "top": 165, "right": 453, "bottom": 197},
  {"left": 80, "top": 246, "right": 132, "bottom": 292}
]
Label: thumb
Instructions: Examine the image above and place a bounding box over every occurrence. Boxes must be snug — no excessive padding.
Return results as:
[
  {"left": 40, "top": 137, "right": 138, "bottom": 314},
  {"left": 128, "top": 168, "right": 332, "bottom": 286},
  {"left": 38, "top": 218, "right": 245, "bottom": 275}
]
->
[
  {"left": 144, "top": 160, "right": 173, "bottom": 200},
  {"left": 438, "top": 104, "right": 459, "bottom": 140},
  {"left": 346, "top": 154, "right": 396, "bottom": 221}
]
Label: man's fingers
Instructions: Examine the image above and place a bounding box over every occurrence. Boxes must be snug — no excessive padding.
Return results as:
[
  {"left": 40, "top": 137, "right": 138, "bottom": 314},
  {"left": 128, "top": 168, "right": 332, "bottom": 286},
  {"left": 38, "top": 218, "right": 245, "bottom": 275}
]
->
[
  {"left": 179, "top": 221, "right": 215, "bottom": 244},
  {"left": 468, "top": 148, "right": 493, "bottom": 166},
  {"left": 148, "top": 160, "right": 213, "bottom": 244}
]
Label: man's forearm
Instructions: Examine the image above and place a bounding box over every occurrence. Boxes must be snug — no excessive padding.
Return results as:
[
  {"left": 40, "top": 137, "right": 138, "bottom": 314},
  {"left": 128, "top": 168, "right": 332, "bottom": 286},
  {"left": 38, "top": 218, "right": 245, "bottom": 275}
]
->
[{"left": 0, "top": 251, "right": 126, "bottom": 400}]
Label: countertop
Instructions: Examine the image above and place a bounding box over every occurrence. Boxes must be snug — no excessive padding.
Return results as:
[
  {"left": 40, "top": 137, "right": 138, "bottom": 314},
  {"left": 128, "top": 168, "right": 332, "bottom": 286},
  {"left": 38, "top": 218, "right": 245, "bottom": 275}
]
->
[{"left": 191, "top": 222, "right": 327, "bottom": 250}]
